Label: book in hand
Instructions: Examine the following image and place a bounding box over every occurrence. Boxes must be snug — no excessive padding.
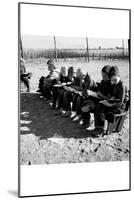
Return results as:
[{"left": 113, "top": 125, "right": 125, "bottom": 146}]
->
[
  {"left": 100, "top": 100, "right": 113, "bottom": 107},
  {"left": 87, "top": 90, "right": 101, "bottom": 99}
]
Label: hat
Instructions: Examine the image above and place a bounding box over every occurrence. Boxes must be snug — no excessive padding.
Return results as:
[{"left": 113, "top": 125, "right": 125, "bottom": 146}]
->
[{"left": 47, "top": 59, "right": 55, "bottom": 65}]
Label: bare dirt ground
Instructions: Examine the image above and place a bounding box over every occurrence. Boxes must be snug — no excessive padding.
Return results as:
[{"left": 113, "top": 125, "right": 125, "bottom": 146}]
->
[{"left": 20, "top": 59, "right": 130, "bottom": 165}]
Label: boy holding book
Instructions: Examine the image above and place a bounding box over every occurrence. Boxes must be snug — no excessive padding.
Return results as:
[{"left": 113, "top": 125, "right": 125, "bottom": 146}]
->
[
  {"left": 80, "top": 65, "right": 112, "bottom": 129},
  {"left": 94, "top": 66, "right": 128, "bottom": 135}
]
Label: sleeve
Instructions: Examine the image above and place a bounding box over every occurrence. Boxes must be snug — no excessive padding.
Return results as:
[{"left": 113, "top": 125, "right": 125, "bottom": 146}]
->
[
  {"left": 50, "top": 71, "right": 59, "bottom": 80},
  {"left": 112, "top": 83, "right": 126, "bottom": 107}
]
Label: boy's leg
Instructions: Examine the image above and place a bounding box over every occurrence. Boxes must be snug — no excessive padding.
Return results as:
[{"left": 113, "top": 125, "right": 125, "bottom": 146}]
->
[
  {"left": 80, "top": 99, "right": 95, "bottom": 128},
  {"left": 57, "top": 88, "right": 65, "bottom": 109},
  {"left": 63, "top": 91, "right": 72, "bottom": 111},
  {"left": 62, "top": 91, "right": 73, "bottom": 117},
  {"left": 72, "top": 96, "right": 84, "bottom": 121},
  {"left": 94, "top": 103, "right": 106, "bottom": 128},
  {"left": 42, "top": 86, "right": 51, "bottom": 101},
  {"left": 51, "top": 87, "right": 57, "bottom": 108},
  {"left": 21, "top": 74, "right": 30, "bottom": 92},
  {"left": 72, "top": 94, "right": 78, "bottom": 111}
]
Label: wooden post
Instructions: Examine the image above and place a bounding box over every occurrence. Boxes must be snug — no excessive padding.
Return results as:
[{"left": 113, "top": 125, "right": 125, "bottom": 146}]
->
[
  {"left": 122, "top": 39, "right": 125, "bottom": 57},
  {"left": 54, "top": 36, "right": 57, "bottom": 62},
  {"left": 128, "top": 39, "right": 130, "bottom": 64},
  {"left": 86, "top": 37, "right": 89, "bottom": 62},
  {"left": 20, "top": 38, "right": 24, "bottom": 58}
]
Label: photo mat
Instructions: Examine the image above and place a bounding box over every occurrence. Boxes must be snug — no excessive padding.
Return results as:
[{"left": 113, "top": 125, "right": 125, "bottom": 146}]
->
[{"left": 18, "top": 2, "right": 131, "bottom": 197}]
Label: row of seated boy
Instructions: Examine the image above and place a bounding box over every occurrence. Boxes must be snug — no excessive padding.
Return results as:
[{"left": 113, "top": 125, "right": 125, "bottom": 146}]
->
[{"left": 37, "top": 59, "right": 128, "bottom": 136}]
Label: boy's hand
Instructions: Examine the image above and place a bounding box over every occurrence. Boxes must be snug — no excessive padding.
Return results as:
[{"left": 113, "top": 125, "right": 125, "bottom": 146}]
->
[
  {"left": 86, "top": 89, "right": 90, "bottom": 96},
  {"left": 100, "top": 100, "right": 112, "bottom": 107}
]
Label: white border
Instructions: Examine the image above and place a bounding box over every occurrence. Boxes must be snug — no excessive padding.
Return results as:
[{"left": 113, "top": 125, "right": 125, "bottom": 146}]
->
[
  {"left": 21, "top": 3, "right": 129, "bottom": 39},
  {"left": 20, "top": 161, "right": 129, "bottom": 196}
]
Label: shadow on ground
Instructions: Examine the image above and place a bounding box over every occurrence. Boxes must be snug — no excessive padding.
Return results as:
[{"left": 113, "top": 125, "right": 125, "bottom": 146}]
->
[{"left": 20, "top": 93, "right": 93, "bottom": 140}]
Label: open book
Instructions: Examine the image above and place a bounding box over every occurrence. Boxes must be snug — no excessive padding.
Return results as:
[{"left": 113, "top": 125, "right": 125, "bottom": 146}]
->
[{"left": 87, "top": 90, "right": 101, "bottom": 99}]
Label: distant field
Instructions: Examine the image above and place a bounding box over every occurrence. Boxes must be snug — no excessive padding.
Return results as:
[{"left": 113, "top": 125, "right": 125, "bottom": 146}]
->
[
  {"left": 24, "top": 48, "right": 128, "bottom": 60},
  {"left": 25, "top": 59, "right": 129, "bottom": 92}
]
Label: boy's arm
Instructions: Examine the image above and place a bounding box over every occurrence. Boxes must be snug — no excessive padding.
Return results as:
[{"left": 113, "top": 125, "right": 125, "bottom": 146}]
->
[
  {"left": 97, "top": 91, "right": 108, "bottom": 100},
  {"left": 50, "top": 71, "right": 59, "bottom": 80},
  {"left": 111, "top": 83, "right": 126, "bottom": 107}
]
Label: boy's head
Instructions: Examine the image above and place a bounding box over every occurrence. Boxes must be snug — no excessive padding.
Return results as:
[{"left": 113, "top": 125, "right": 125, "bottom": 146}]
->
[
  {"left": 109, "top": 66, "right": 120, "bottom": 85},
  {"left": 60, "top": 66, "right": 67, "bottom": 77},
  {"left": 76, "top": 68, "right": 82, "bottom": 78},
  {"left": 101, "top": 65, "right": 111, "bottom": 81},
  {"left": 68, "top": 66, "right": 74, "bottom": 77},
  {"left": 84, "top": 73, "right": 92, "bottom": 89},
  {"left": 47, "top": 59, "right": 56, "bottom": 72}
]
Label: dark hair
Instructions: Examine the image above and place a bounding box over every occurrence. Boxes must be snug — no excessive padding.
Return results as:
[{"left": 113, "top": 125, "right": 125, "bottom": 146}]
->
[
  {"left": 109, "top": 66, "right": 120, "bottom": 77},
  {"left": 68, "top": 67, "right": 74, "bottom": 76},
  {"left": 47, "top": 59, "right": 54, "bottom": 65},
  {"left": 101, "top": 65, "right": 111, "bottom": 75}
]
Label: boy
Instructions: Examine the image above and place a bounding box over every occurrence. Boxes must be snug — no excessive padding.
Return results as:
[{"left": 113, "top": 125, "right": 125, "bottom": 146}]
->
[
  {"left": 94, "top": 66, "right": 127, "bottom": 135},
  {"left": 62, "top": 68, "right": 84, "bottom": 117},
  {"left": 20, "top": 58, "right": 31, "bottom": 92},
  {"left": 41, "top": 59, "right": 59, "bottom": 102},
  {"left": 51, "top": 66, "right": 69, "bottom": 109},
  {"left": 71, "top": 72, "right": 97, "bottom": 122},
  {"left": 80, "top": 65, "right": 112, "bottom": 129}
]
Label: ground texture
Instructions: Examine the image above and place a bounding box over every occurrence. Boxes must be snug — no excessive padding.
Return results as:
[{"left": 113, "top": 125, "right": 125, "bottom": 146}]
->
[{"left": 20, "top": 93, "right": 129, "bottom": 165}]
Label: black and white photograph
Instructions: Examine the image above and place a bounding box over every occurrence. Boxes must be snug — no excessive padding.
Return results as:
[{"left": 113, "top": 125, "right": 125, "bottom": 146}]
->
[
  {"left": 18, "top": 2, "right": 131, "bottom": 197},
  {"left": 20, "top": 35, "right": 130, "bottom": 165}
]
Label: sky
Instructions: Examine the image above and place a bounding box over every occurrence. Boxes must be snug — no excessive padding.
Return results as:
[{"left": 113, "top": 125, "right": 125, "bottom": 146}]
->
[{"left": 21, "top": 35, "right": 128, "bottom": 50}]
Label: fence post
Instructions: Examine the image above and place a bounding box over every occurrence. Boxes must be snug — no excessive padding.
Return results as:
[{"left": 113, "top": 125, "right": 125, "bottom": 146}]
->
[
  {"left": 86, "top": 37, "right": 89, "bottom": 62},
  {"left": 20, "top": 38, "right": 24, "bottom": 58},
  {"left": 122, "top": 39, "right": 125, "bottom": 58},
  {"left": 54, "top": 36, "right": 57, "bottom": 62}
]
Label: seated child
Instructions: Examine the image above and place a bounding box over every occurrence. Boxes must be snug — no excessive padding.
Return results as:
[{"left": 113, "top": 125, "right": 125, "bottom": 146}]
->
[
  {"left": 54, "top": 66, "right": 75, "bottom": 115},
  {"left": 94, "top": 65, "right": 128, "bottom": 135},
  {"left": 41, "top": 59, "right": 59, "bottom": 102},
  {"left": 71, "top": 72, "right": 98, "bottom": 123},
  {"left": 20, "top": 58, "right": 32, "bottom": 92},
  {"left": 51, "top": 66, "right": 69, "bottom": 109},
  {"left": 80, "top": 65, "right": 112, "bottom": 129},
  {"left": 61, "top": 67, "right": 85, "bottom": 117}
]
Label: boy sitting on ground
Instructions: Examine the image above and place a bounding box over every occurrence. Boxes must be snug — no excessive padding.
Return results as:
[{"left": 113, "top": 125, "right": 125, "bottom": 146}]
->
[
  {"left": 51, "top": 66, "right": 70, "bottom": 109},
  {"left": 40, "top": 59, "right": 59, "bottom": 102},
  {"left": 61, "top": 68, "right": 85, "bottom": 117},
  {"left": 20, "top": 58, "right": 32, "bottom": 92},
  {"left": 70, "top": 72, "right": 97, "bottom": 122},
  {"left": 93, "top": 65, "right": 128, "bottom": 136},
  {"left": 80, "top": 65, "right": 112, "bottom": 129}
]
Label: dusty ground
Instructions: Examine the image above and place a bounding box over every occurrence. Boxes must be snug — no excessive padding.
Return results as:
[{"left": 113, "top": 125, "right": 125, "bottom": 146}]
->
[{"left": 20, "top": 59, "right": 130, "bottom": 165}]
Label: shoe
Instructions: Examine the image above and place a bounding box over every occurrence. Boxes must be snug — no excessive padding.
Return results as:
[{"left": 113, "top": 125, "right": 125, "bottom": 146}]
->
[
  {"left": 70, "top": 112, "right": 76, "bottom": 119},
  {"left": 54, "top": 108, "right": 64, "bottom": 116},
  {"left": 91, "top": 127, "right": 105, "bottom": 136},
  {"left": 26, "top": 89, "right": 30, "bottom": 92},
  {"left": 72, "top": 115, "right": 81, "bottom": 122},
  {"left": 43, "top": 98, "right": 50, "bottom": 103},
  {"left": 50, "top": 104, "right": 56, "bottom": 109},
  {"left": 40, "top": 95, "right": 44, "bottom": 99},
  {"left": 79, "top": 120, "right": 83, "bottom": 125},
  {"left": 36, "top": 89, "right": 41, "bottom": 92},
  {"left": 80, "top": 122, "right": 90, "bottom": 129},
  {"left": 62, "top": 111, "right": 71, "bottom": 117}
]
